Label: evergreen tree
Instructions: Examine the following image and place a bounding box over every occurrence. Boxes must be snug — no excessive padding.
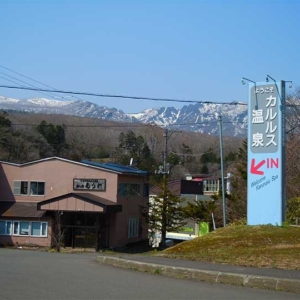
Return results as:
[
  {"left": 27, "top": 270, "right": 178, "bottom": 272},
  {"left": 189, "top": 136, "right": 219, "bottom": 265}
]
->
[
  {"left": 224, "top": 151, "right": 237, "bottom": 163},
  {"left": 229, "top": 140, "right": 248, "bottom": 217},
  {"left": 200, "top": 164, "right": 209, "bottom": 174},
  {"left": 0, "top": 111, "right": 12, "bottom": 127},
  {"left": 146, "top": 176, "right": 186, "bottom": 248},
  {"left": 286, "top": 197, "right": 300, "bottom": 225},
  {"left": 167, "top": 152, "right": 181, "bottom": 166},
  {"left": 0, "top": 111, "right": 12, "bottom": 147},
  {"left": 183, "top": 199, "right": 217, "bottom": 229},
  {"left": 36, "top": 121, "right": 68, "bottom": 156},
  {"left": 201, "top": 147, "right": 218, "bottom": 164},
  {"left": 117, "top": 130, "right": 156, "bottom": 172},
  {"left": 6, "top": 130, "right": 50, "bottom": 163},
  {"left": 180, "top": 143, "right": 194, "bottom": 164}
]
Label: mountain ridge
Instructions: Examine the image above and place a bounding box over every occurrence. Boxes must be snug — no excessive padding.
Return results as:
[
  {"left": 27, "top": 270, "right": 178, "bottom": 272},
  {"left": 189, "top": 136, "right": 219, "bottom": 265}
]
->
[{"left": 0, "top": 96, "right": 248, "bottom": 137}]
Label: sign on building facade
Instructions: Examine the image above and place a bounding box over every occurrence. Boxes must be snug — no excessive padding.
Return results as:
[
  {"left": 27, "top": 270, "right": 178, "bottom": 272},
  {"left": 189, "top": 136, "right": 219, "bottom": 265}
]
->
[
  {"left": 247, "top": 82, "right": 286, "bottom": 225},
  {"left": 73, "top": 179, "right": 106, "bottom": 191}
]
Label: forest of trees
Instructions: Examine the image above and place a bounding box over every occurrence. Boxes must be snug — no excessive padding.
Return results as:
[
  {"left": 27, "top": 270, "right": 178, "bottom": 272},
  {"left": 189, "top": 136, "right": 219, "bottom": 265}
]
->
[{"left": 0, "top": 111, "right": 241, "bottom": 176}]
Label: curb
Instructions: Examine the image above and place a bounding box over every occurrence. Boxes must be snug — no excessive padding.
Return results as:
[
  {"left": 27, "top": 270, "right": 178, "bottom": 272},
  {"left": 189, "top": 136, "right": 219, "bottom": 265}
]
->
[{"left": 97, "top": 256, "right": 300, "bottom": 294}]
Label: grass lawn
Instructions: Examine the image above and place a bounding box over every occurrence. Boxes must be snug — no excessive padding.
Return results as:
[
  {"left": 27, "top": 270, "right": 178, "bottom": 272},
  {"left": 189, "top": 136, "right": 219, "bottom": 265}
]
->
[{"left": 160, "top": 225, "right": 300, "bottom": 270}]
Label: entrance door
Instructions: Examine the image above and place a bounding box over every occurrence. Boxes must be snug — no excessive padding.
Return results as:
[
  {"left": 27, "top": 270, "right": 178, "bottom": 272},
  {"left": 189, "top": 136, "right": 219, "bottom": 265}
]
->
[{"left": 61, "top": 212, "right": 109, "bottom": 249}]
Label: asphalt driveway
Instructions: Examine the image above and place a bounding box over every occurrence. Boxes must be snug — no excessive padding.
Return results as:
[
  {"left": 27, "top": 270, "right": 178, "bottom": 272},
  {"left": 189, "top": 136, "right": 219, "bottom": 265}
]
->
[{"left": 0, "top": 249, "right": 298, "bottom": 300}]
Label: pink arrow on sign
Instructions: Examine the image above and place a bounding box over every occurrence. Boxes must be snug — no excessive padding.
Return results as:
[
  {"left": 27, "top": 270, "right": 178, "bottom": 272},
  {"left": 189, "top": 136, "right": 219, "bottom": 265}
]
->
[{"left": 250, "top": 159, "right": 266, "bottom": 175}]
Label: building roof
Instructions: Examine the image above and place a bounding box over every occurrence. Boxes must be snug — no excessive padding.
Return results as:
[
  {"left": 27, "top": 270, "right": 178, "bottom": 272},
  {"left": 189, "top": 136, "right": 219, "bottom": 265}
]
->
[
  {"left": 0, "top": 157, "right": 148, "bottom": 176},
  {"left": 37, "top": 193, "right": 122, "bottom": 213},
  {"left": 81, "top": 160, "right": 148, "bottom": 176},
  {"left": 0, "top": 202, "right": 46, "bottom": 218}
]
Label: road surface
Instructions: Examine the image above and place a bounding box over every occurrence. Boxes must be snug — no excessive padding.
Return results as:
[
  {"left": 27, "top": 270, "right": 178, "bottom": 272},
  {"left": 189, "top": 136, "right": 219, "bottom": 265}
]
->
[{"left": 0, "top": 249, "right": 298, "bottom": 300}]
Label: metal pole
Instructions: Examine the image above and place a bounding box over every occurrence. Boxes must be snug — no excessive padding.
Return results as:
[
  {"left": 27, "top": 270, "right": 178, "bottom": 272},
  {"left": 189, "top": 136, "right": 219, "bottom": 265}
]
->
[
  {"left": 212, "top": 213, "right": 216, "bottom": 231},
  {"left": 218, "top": 115, "right": 226, "bottom": 227},
  {"left": 159, "top": 128, "right": 169, "bottom": 248},
  {"left": 163, "top": 128, "right": 168, "bottom": 176},
  {"left": 281, "top": 80, "right": 286, "bottom": 222}
]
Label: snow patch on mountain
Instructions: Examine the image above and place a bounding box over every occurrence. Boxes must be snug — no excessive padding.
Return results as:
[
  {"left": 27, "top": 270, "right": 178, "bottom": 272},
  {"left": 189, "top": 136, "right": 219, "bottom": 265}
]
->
[
  {"left": 0, "top": 96, "right": 21, "bottom": 103},
  {"left": 28, "top": 98, "right": 73, "bottom": 107}
]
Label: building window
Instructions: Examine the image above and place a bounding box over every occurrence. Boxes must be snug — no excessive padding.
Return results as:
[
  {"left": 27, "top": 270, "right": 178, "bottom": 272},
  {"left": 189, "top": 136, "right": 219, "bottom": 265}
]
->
[
  {"left": 131, "top": 184, "right": 140, "bottom": 196},
  {"left": 203, "top": 180, "right": 219, "bottom": 192},
  {"left": 127, "top": 218, "right": 139, "bottom": 238},
  {"left": 30, "top": 182, "right": 45, "bottom": 195},
  {"left": 41, "top": 223, "right": 47, "bottom": 236},
  {"left": 13, "top": 221, "right": 29, "bottom": 235},
  {"left": 0, "top": 220, "right": 48, "bottom": 237},
  {"left": 31, "top": 222, "right": 48, "bottom": 237},
  {"left": 13, "top": 181, "right": 45, "bottom": 196},
  {"left": 118, "top": 183, "right": 125, "bottom": 196},
  {"left": 20, "top": 222, "right": 30, "bottom": 235},
  {"left": 143, "top": 183, "right": 149, "bottom": 196},
  {"left": 31, "top": 222, "right": 40, "bottom": 236},
  {"left": 13, "top": 181, "right": 29, "bottom": 195},
  {"left": 118, "top": 183, "right": 141, "bottom": 196},
  {"left": 13, "top": 221, "right": 19, "bottom": 235},
  {"left": 0, "top": 220, "right": 12, "bottom": 235}
]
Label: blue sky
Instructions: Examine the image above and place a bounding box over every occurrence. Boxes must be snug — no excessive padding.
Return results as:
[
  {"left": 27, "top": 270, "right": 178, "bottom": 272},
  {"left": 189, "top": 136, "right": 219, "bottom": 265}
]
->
[{"left": 1, "top": 0, "right": 299, "bottom": 113}]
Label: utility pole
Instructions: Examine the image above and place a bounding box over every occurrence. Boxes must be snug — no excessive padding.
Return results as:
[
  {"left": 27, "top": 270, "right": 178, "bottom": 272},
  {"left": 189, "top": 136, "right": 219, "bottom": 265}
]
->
[
  {"left": 163, "top": 128, "right": 168, "bottom": 177},
  {"left": 218, "top": 115, "right": 226, "bottom": 227},
  {"left": 155, "top": 128, "right": 172, "bottom": 176},
  {"left": 154, "top": 128, "right": 172, "bottom": 248}
]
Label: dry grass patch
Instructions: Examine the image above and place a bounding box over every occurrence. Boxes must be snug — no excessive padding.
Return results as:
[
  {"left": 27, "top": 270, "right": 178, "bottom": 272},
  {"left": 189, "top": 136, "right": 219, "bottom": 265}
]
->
[{"left": 161, "top": 225, "right": 300, "bottom": 270}]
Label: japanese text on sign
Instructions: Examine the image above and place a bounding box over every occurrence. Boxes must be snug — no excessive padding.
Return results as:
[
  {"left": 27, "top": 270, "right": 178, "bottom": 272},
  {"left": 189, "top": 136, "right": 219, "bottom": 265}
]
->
[{"left": 250, "top": 84, "right": 279, "bottom": 153}]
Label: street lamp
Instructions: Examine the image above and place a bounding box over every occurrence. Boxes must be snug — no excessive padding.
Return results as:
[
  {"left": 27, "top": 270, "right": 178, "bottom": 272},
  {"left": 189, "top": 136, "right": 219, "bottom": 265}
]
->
[
  {"left": 241, "top": 77, "right": 258, "bottom": 109},
  {"left": 266, "top": 75, "right": 293, "bottom": 88},
  {"left": 266, "top": 74, "right": 277, "bottom": 83},
  {"left": 241, "top": 77, "right": 256, "bottom": 85}
]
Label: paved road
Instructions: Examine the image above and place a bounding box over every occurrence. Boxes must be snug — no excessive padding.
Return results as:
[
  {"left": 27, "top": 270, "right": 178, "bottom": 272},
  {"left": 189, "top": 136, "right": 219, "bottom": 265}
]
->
[{"left": 0, "top": 249, "right": 298, "bottom": 300}]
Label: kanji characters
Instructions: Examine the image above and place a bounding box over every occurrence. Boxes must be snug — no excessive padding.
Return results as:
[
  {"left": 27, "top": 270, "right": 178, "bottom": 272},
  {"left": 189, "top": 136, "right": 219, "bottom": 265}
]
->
[
  {"left": 252, "top": 109, "right": 264, "bottom": 124},
  {"left": 252, "top": 133, "right": 264, "bottom": 147}
]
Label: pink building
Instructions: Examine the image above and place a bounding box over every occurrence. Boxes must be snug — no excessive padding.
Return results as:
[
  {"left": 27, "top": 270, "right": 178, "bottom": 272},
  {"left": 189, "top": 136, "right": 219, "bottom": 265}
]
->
[{"left": 0, "top": 157, "right": 149, "bottom": 250}]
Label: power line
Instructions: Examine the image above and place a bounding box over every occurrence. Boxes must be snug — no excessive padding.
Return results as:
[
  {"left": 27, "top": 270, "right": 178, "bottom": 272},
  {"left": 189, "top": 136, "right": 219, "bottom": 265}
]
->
[
  {"left": 0, "top": 71, "right": 67, "bottom": 101},
  {"left": 0, "top": 65, "right": 83, "bottom": 101},
  {"left": 170, "top": 145, "right": 231, "bottom": 157},
  {"left": 0, "top": 75, "right": 27, "bottom": 89},
  {"left": 0, "top": 84, "right": 248, "bottom": 106},
  {"left": 169, "top": 121, "right": 247, "bottom": 126},
  {"left": 205, "top": 161, "right": 236, "bottom": 177}
]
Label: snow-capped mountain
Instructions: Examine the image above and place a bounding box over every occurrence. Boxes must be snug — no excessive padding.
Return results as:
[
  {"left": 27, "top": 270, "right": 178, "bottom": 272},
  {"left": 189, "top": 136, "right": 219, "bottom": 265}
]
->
[
  {"left": 0, "top": 96, "right": 248, "bottom": 137},
  {"left": 128, "top": 102, "right": 248, "bottom": 136},
  {"left": 0, "top": 96, "right": 132, "bottom": 122}
]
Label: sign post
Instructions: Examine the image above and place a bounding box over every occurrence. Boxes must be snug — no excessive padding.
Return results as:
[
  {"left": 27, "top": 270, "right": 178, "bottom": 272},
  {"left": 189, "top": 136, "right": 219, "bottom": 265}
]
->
[{"left": 247, "top": 81, "right": 286, "bottom": 225}]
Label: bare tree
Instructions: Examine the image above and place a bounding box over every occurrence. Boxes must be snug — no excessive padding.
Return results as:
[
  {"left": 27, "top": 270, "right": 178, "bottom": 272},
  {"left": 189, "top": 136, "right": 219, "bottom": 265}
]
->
[{"left": 51, "top": 211, "right": 65, "bottom": 252}]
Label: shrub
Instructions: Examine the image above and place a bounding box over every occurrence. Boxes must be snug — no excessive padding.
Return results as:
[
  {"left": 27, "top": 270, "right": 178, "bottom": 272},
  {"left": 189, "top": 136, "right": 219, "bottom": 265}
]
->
[
  {"left": 228, "top": 218, "right": 247, "bottom": 226},
  {"left": 286, "top": 197, "right": 300, "bottom": 225}
]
